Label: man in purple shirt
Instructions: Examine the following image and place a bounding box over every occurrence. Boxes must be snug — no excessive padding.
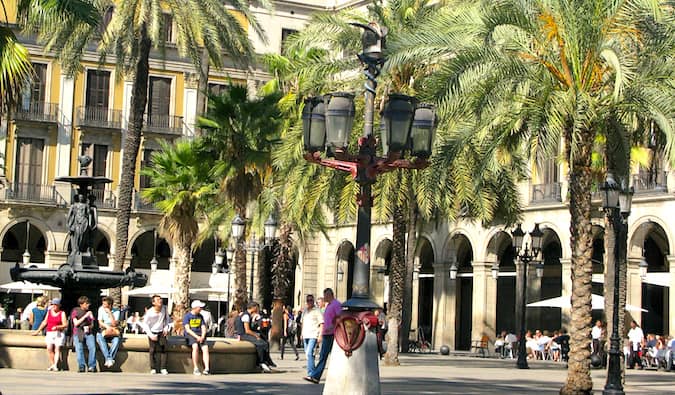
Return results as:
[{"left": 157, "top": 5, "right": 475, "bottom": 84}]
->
[{"left": 304, "top": 288, "right": 341, "bottom": 384}]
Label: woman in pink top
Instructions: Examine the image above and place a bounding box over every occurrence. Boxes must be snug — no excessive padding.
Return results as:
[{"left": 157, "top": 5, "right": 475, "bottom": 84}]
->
[{"left": 33, "top": 298, "right": 67, "bottom": 371}]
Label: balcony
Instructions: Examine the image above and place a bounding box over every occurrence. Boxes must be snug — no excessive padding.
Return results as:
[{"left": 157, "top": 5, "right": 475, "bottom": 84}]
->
[
  {"left": 632, "top": 171, "right": 668, "bottom": 194},
  {"left": 13, "top": 102, "right": 59, "bottom": 123},
  {"left": 530, "top": 182, "right": 563, "bottom": 204},
  {"left": 76, "top": 106, "right": 123, "bottom": 129},
  {"left": 3, "top": 183, "right": 67, "bottom": 206},
  {"left": 89, "top": 188, "right": 117, "bottom": 209},
  {"left": 133, "top": 189, "right": 159, "bottom": 213},
  {"left": 144, "top": 114, "right": 183, "bottom": 135}
]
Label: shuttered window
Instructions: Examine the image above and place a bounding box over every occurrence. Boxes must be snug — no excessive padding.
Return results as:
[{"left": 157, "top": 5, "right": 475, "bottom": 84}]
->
[
  {"left": 148, "top": 77, "right": 171, "bottom": 128},
  {"left": 22, "top": 63, "right": 47, "bottom": 110},
  {"left": 15, "top": 138, "right": 44, "bottom": 186}
]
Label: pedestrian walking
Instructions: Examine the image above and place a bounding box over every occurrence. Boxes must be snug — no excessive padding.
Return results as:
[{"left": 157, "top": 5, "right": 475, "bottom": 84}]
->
[
  {"left": 304, "top": 288, "right": 340, "bottom": 384},
  {"left": 280, "top": 305, "right": 299, "bottom": 360},
  {"left": 139, "top": 295, "right": 172, "bottom": 375},
  {"left": 300, "top": 294, "right": 323, "bottom": 377},
  {"left": 32, "top": 298, "right": 67, "bottom": 371}
]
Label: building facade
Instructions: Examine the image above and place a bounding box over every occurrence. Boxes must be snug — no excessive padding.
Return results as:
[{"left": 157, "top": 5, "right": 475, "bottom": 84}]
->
[{"left": 1, "top": 1, "right": 672, "bottom": 348}]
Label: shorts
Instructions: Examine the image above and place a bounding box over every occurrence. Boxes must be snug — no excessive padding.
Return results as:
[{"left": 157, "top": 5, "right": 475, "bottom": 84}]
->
[
  {"left": 45, "top": 331, "right": 65, "bottom": 346},
  {"left": 186, "top": 336, "right": 207, "bottom": 346}
]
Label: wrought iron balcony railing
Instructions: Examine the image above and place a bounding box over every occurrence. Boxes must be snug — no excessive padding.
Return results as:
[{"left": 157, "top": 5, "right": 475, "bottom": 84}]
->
[
  {"left": 76, "top": 106, "right": 123, "bottom": 129},
  {"left": 530, "top": 182, "right": 563, "bottom": 203},
  {"left": 88, "top": 188, "right": 117, "bottom": 209},
  {"left": 632, "top": 171, "right": 667, "bottom": 194},
  {"left": 144, "top": 114, "right": 183, "bottom": 135},
  {"left": 13, "top": 102, "right": 59, "bottom": 123},
  {"left": 133, "top": 189, "right": 159, "bottom": 212},
  {"left": 3, "top": 183, "right": 67, "bottom": 206}
]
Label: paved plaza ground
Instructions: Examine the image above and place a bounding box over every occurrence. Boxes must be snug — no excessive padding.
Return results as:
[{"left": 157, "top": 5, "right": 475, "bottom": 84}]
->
[{"left": 1, "top": 352, "right": 673, "bottom": 395}]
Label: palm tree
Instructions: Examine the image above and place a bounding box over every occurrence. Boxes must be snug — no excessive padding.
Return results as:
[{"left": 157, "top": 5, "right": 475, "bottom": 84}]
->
[
  {"left": 140, "top": 139, "right": 217, "bottom": 318},
  {"left": 390, "top": 0, "right": 673, "bottom": 392},
  {"left": 1, "top": 0, "right": 98, "bottom": 116},
  {"left": 21, "top": 0, "right": 267, "bottom": 305},
  {"left": 197, "top": 83, "right": 283, "bottom": 310}
]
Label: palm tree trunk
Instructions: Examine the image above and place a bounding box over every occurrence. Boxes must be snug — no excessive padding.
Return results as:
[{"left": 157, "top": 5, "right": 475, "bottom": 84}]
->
[
  {"left": 384, "top": 197, "right": 406, "bottom": 365},
  {"left": 172, "top": 240, "right": 192, "bottom": 323},
  {"left": 400, "top": 185, "right": 418, "bottom": 354},
  {"left": 111, "top": 24, "right": 151, "bottom": 306},
  {"left": 561, "top": 133, "right": 594, "bottom": 395}
]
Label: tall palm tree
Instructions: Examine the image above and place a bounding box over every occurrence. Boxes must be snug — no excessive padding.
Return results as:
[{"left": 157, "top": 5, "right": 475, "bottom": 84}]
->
[
  {"left": 140, "top": 139, "right": 217, "bottom": 318},
  {"left": 390, "top": 0, "right": 673, "bottom": 392},
  {"left": 1, "top": 0, "right": 98, "bottom": 115},
  {"left": 21, "top": 0, "right": 267, "bottom": 305},
  {"left": 197, "top": 83, "right": 282, "bottom": 310}
]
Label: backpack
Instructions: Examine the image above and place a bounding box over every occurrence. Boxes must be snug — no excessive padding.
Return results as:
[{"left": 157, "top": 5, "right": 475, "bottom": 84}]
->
[{"left": 287, "top": 314, "right": 297, "bottom": 335}]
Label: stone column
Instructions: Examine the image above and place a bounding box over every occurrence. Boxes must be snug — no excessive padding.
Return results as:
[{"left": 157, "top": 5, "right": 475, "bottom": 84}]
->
[
  {"left": 471, "top": 262, "right": 496, "bottom": 344},
  {"left": 432, "top": 262, "right": 448, "bottom": 349},
  {"left": 560, "top": 258, "right": 572, "bottom": 327},
  {"left": 57, "top": 74, "right": 75, "bottom": 177},
  {"left": 0, "top": 118, "right": 7, "bottom": 178},
  {"left": 526, "top": 263, "right": 542, "bottom": 330},
  {"left": 627, "top": 258, "right": 643, "bottom": 326},
  {"left": 445, "top": 273, "right": 458, "bottom": 350},
  {"left": 45, "top": 250, "right": 69, "bottom": 269},
  {"left": 411, "top": 259, "right": 420, "bottom": 334}
]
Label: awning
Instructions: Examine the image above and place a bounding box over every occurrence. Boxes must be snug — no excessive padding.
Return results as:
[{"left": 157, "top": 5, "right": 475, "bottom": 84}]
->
[
  {"left": 0, "top": 281, "right": 60, "bottom": 294},
  {"left": 527, "top": 294, "right": 646, "bottom": 312}
]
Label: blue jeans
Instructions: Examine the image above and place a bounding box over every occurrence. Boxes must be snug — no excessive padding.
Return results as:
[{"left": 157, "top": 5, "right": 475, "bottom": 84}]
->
[
  {"left": 303, "top": 338, "right": 318, "bottom": 375},
  {"left": 309, "top": 334, "right": 333, "bottom": 380},
  {"left": 74, "top": 333, "right": 97, "bottom": 369},
  {"left": 96, "top": 332, "right": 120, "bottom": 362}
]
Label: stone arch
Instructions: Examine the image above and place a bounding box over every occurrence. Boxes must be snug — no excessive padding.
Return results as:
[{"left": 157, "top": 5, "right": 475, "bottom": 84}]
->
[
  {"left": 130, "top": 229, "right": 172, "bottom": 270},
  {"left": 192, "top": 236, "right": 216, "bottom": 273},
  {"left": 538, "top": 221, "right": 571, "bottom": 260},
  {"left": 0, "top": 218, "right": 52, "bottom": 264},
  {"left": 442, "top": 229, "right": 475, "bottom": 265},
  {"left": 628, "top": 218, "right": 672, "bottom": 259},
  {"left": 0, "top": 217, "right": 55, "bottom": 254},
  {"left": 443, "top": 232, "right": 474, "bottom": 350},
  {"left": 486, "top": 230, "right": 517, "bottom": 334},
  {"left": 534, "top": 226, "right": 563, "bottom": 331},
  {"left": 336, "top": 239, "right": 355, "bottom": 301}
]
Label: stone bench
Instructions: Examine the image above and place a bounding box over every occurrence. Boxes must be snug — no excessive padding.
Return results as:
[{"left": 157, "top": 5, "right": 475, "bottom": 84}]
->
[{"left": 0, "top": 330, "right": 257, "bottom": 374}]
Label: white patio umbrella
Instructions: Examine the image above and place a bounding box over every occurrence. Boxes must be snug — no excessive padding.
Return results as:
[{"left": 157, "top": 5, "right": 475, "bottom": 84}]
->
[
  {"left": 125, "top": 284, "right": 176, "bottom": 297},
  {"left": 527, "top": 294, "right": 647, "bottom": 312},
  {"left": 0, "top": 281, "right": 59, "bottom": 294}
]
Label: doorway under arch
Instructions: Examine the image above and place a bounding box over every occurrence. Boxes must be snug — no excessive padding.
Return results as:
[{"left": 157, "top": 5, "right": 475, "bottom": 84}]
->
[
  {"left": 1, "top": 221, "right": 47, "bottom": 263},
  {"left": 450, "top": 234, "right": 473, "bottom": 350},
  {"left": 131, "top": 230, "right": 171, "bottom": 270}
]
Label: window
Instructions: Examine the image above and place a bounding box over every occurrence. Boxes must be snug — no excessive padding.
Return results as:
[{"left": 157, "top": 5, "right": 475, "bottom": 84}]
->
[
  {"left": 139, "top": 148, "right": 155, "bottom": 189},
  {"left": 162, "top": 14, "right": 173, "bottom": 43},
  {"left": 281, "top": 28, "right": 298, "bottom": 55},
  {"left": 85, "top": 70, "right": 111, "bottom": 122},
  {"left": 148, "top": 76, "right": 171, "bottom": 128},
  {"left": 21, "top": 63, "right": 47, "bottom": 110},
  {"left": 540, "top": 157, "right": 558, "bottom": 184},
  {"left": 80, "top": 143, "right": 108, "bottom": 179},
  {"left": 208, "top": 83, "right": 229, "bottom": 97},
  {"left": 14, "top": 137, "right": 44, "bottom": 186}
]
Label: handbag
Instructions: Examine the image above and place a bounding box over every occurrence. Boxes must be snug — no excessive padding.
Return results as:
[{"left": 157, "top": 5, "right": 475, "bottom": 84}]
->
[{"left": 104, "top": 326, "right": 121, "bottom": 338}]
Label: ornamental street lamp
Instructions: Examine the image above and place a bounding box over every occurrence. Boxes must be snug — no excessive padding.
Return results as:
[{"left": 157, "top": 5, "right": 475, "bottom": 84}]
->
[
  {"left": 512, "top": 223, "right": 544, "bottom": 369},
  {"left": 226, "top": 246, "right": 234, "bottom": 310},
  {"left": 150, "top": 228, "right": 158, "bottom": 272},
  {"left": 602, "top": 176, "right": 633, "bottom": 395},
  {"left": 302, "top": 21, "right": 436, "bottom": 394},
  {"left": 22, "top": 220, "right": 31, "bottom": 265}
]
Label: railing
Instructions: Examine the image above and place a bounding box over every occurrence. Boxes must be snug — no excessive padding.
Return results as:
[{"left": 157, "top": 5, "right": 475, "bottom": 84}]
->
[
  {"left": 76, "top": 106, "right": 123, "bottom": 129},
  {"left": 530, "top": 182, "right": 562, "bottom": 203},
  {"left": 4, "top": 183, "right": 67, "bottom": 206},
  {"left": 88, "top": 188, "right": 117, "bottom": 209},
  {"left": 144, "top": 114, "right": 183, "bottom": 135},
  {"left": 133, "top": 189, "right": 159, "bottom": 212},
  {"left": 13, "top": 102, "right": 59, "bottom": 123},
  {"left": 632, "top": 171, "right": 667, "bottom": 194}
]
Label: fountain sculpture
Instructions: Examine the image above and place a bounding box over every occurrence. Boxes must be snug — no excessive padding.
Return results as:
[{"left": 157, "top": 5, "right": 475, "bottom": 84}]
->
[{"left": 10, "top": 156, "right": 147, "bottom": 313}]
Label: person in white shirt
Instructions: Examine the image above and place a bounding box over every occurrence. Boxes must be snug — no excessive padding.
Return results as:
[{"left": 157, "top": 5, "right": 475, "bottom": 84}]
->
[
  {"left": 591, "top": 320, "right": 603, "bottom": 354},
  {"left": 139, "top": 295, "right": 172, "bottom": 375},
  {"left": 627, "top": 320, "right": 645, "bottom": 369},
  {"left": 300, "top": 294, "right": 323, "bottom": 376}
]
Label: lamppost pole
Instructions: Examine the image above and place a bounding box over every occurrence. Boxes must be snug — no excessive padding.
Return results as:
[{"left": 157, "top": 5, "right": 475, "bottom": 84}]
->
[
  {"left": 602, "top": 176, "right": 632, "bottom": 395},
  {"left": 301, "top": 21, "right": 437, "bottom": 395},
  {"left": 249, "top": 232, "right": 257, "bottom": 301},
  {"left": 511, "top": 223, "right": 544, "bottom": 370}
]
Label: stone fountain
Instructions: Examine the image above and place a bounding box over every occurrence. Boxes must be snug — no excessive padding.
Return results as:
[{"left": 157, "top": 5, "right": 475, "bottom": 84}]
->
[{"left": 10, "top": 156, "right": 147, "bottom": 313}]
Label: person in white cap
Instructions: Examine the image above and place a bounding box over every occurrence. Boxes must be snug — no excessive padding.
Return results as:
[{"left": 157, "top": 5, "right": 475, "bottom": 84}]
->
[{"left": 183, "top": 300, "right": 210, "bottom": 375}]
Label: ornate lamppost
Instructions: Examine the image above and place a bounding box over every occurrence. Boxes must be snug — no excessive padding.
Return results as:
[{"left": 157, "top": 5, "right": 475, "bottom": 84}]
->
[
  {"left": 602, "top": 175, "right": 633, "bottom": 395},
  {"left": 22, "top": 220, "right": 31, "bottom": 265},
  {"left": 150, "top": 228, "right": 159, "bottom": 272},
  {"left": 302, "top": 21, "right": 436, "bottom": 394},
  {"left": 511, "top": 223, "right": 544, "bottom": 369}
]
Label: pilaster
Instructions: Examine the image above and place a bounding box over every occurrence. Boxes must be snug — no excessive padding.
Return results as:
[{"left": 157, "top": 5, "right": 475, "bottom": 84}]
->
[
  {"left": 182, "top": 72, "right": 198, "bottom": 138},
  {"left": 57, "top": 74, "right": 75, "bottom": 177},
  {"left": 627, "top": 258, "right": 643, "bottom": 326},
  {"left": 668, "top": 255, "right": 675, "bottom": 333},
  {"left": 431, "top": 262, "right": 449, "bottom": 349}
]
